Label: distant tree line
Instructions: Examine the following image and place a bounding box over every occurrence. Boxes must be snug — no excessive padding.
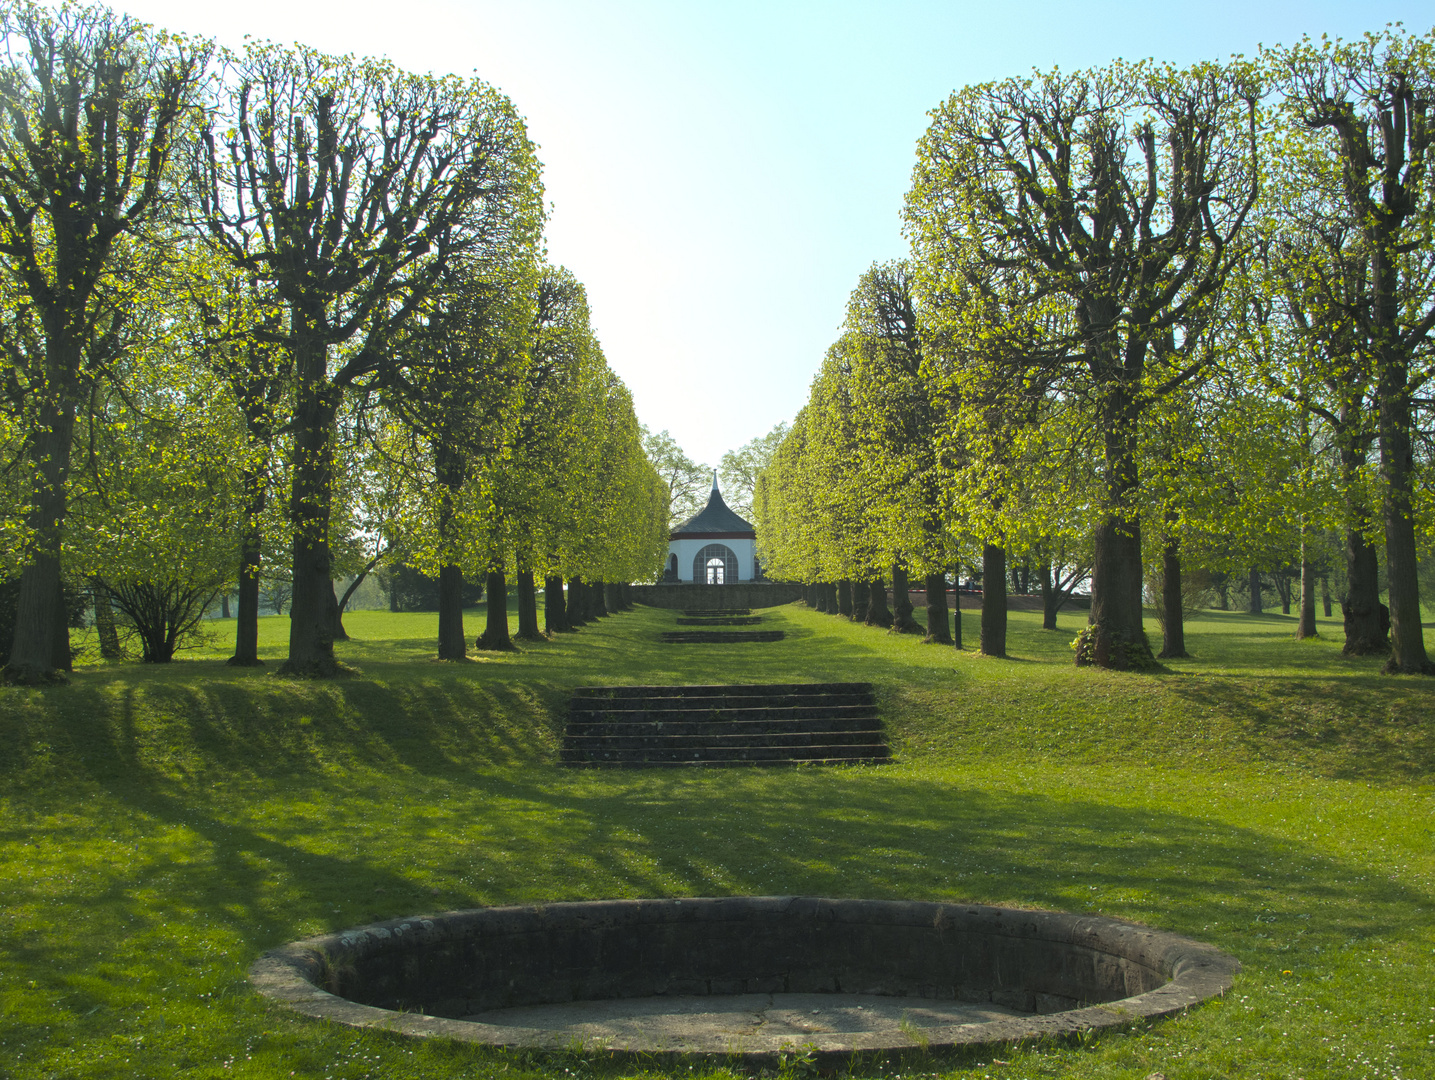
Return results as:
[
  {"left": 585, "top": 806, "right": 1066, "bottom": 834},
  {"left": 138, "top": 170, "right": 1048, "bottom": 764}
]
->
[
  {"left": 0, "top": 1, "right": 667, "bottom": 681},
  {"left": 756, "top": 30, "right": 1435, "bottom": 675}
]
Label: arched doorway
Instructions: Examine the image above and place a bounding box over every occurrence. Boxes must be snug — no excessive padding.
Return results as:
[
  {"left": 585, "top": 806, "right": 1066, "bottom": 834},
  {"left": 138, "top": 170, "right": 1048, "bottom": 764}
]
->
[{"left": 693, "top": 544, "right": 738, "bottom": 585}]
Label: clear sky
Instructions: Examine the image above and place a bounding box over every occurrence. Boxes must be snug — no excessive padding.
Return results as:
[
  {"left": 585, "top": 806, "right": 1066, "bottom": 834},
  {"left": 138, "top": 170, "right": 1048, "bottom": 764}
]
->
[{"left": 109, "top": 0, "right": 1435, "bottom": 466}]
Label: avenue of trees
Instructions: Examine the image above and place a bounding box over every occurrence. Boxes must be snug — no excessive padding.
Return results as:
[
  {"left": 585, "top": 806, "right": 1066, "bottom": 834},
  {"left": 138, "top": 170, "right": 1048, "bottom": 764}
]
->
[
  {"left": 755, "top": 29, "right": 1435, "bottom": 675},
  {"left": 0, "top": 2, "right": 668, "bottom": 682}
]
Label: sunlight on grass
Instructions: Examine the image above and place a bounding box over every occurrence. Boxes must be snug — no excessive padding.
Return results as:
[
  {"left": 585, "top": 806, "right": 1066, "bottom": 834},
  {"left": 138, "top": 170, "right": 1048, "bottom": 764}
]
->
[{"left": 2, "top": 601, "right": 1432, "bottom": 1079}]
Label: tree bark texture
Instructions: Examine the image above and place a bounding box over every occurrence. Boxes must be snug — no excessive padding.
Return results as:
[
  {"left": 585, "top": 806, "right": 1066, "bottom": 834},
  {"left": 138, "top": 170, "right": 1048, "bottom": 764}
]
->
[
  {"left": 604, "top": 583, "right": 624, "bottom": 614},
  {"left": 865, "top": 577, "right": 893, "bottom": 628},
  {"left": 516, "top": 570, "right": 542, "bottom": 640},
  {"left": 1159, "top": 540, "right": 1187, "bottom": 659},
  {"left": 1247, "top": 568, "right": 1264, "bottom": 615},
  {"left": 279, "top": 341, "right": 342, "bottom": 677},
  {"left": 814, "top": 584, "right": 828, "bottom": 613},
  {"left": 229, "top": 519, "right": 264, "bottom": 666},
  {"left": 923, "top": 572, "right": 951, "bottom": 645},
  {"left": 476, "top": 568, "right": 513, "bottom": 649},
  {"left": 890, "top": 562, "right": 920, "bottom": 633},
  {"left": 1342, "top": 526, "right": 1387, "bottom": 654},
  {"left": 1075, "top": 385, "right": 1154, "bottom": 669},
  {"left": 567, "top": 577, "right": 590, "bottom": 626},
  {"left": 437, "top": 565, "right": 468, "bottom": 659},
  {"left": 852, "top": 580, "right": 870, "bottom": 623},
  {"left": 1322, "top": 576, "right": 1333, "bottom": 618},
  {"left": 1298, "top": 545, "right": 1318, "bottom": 640},
  {"left": 1377, "top": 351, "right": 1432, "bottom": 671},
  {"left": 592, "top": 580, "right": 609, "bottom": 618},
  {"left": 4, "top": 395, "right": 78, "bottom": 683},
  {"left": 837, "top": 579, "right": 853, "bottom": 618},
  {"left": 91, "top": 577, "right": 122, "bottom": 660},
  {"left": 544, "top": 575, "right": 567, "bottom": 633},
  {"left": 980, "top": 544, "right": 1007, "bottom": 658}
]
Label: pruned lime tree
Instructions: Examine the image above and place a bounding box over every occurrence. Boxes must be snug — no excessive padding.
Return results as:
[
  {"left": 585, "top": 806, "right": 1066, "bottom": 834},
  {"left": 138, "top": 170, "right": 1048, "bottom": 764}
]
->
[
  {"left": 0, "top": 1, "right": 208, "bottom": 683},
  {"left": 904, "top": 57, "right": 1261, "bottom": 669}
]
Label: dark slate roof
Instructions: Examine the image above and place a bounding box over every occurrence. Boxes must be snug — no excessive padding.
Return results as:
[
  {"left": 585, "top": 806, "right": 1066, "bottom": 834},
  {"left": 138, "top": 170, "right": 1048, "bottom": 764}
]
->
[{"left": 672, "top": 477, "right": 755, "bottom": 535}]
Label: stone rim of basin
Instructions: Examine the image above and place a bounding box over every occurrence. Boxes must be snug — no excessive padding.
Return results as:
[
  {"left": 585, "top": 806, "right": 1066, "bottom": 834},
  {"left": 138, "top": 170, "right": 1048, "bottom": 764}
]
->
[{"left": 249, "top": 896, "right": 1240, "bottom": 1061}]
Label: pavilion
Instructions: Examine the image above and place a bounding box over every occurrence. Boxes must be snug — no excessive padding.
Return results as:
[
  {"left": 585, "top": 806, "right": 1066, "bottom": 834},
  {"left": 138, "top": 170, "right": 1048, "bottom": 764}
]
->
[{"left": 664, "top": 474, "right": 760, "bottom": 584}]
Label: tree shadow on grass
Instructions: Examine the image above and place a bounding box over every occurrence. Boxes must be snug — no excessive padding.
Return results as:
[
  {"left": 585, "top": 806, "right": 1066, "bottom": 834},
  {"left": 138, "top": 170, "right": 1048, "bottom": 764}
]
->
[{"left": 1159, "top": 671, "right": 1435, "bottom": 783}]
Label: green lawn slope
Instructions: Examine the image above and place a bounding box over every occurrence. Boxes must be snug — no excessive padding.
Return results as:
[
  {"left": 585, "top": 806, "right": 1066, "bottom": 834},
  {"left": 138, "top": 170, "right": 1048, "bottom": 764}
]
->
[{"left": 1, "top": 602, "right": 1431, "bottom": 1079}]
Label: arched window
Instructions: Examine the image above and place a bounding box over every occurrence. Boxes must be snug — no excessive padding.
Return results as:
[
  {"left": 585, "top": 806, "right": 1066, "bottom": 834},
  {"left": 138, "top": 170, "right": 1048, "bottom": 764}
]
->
[{"left": 693, "top": 544, "right": 738, "bottom": 584}]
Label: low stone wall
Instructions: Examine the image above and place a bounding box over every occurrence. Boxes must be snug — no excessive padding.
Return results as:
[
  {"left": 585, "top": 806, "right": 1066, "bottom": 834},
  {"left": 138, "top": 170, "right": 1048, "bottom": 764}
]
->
[
  {"left": 631, "top": 583, "right": 804, "bottom": 610},
  {"left": 250, "top": 897, "right": 1239, "bottom": 1061}
]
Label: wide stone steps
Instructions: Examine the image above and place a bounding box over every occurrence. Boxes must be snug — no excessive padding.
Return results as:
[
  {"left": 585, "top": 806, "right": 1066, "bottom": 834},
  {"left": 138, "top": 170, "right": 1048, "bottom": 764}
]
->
[
  {"left": 561, "top": 683, "right": 889, "bottom": 767},
  {"left": 674, "top": 615, "right": 763, "bottom": 625},
  {"left": 660, "top": 630, "right": 785, "bottom": 643},
  {"left": 680, "top": 608, "right": 752, "bottom": 617}
]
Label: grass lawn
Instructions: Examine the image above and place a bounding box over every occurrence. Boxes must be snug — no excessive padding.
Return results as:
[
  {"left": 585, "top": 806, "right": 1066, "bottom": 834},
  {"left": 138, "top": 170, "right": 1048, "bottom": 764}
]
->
[{"left": 1, "top": 600, "right": 1432, "bottom": 1079}]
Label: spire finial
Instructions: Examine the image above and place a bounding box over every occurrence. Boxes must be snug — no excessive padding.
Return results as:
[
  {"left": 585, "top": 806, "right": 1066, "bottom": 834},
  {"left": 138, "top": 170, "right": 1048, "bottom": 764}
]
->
[{"left": 711, "top": 469, "right": 719, "bottom": 493}]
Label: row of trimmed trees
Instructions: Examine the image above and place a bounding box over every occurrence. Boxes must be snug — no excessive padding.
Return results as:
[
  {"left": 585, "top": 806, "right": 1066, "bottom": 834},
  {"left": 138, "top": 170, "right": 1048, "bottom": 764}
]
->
[
  {"left": 756, "top": 29, "right": 1435, "bottom": 674},
  {"left": 0, "top": 2, "right": 667, "bottom": 682}
]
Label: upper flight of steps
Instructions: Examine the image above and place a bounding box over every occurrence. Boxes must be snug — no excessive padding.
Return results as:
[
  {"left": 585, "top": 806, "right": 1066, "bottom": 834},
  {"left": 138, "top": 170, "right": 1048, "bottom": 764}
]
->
[
  {"left": 560, "top": 682, "right": 890, "bottom": 767},
  {"left": 660, "top": 607, "right": 785, "bottom": 643}
]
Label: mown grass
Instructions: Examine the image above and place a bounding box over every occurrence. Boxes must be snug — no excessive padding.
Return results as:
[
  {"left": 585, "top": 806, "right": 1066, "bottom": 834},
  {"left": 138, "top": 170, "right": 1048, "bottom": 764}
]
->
[{"left": 1, "top": 600, "right": 1432, "bottom": 1080}]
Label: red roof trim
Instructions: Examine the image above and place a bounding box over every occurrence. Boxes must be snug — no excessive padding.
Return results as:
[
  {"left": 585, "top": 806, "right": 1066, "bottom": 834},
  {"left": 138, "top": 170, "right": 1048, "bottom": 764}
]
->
[{"left": 668, "top": 531, "right": 755, "bottom": 540}]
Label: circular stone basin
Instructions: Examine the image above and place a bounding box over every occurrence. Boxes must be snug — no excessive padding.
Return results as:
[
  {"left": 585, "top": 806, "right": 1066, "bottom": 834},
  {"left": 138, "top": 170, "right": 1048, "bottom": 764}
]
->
[{"left": 250, "top": 897, "right": 1239, "bottom": 1060}]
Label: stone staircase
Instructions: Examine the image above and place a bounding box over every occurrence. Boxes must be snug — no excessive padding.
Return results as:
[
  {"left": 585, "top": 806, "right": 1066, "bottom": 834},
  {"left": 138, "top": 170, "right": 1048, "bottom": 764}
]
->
[
  {"left": 661, "top": 607, "right": 784, "bottom": 643},
  {"left": 560, "top": 683, "right": 889, "bottom": 767}
]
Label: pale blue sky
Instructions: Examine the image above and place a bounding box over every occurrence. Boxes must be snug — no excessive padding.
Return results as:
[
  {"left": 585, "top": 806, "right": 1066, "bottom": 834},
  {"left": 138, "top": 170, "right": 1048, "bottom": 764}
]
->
[{"left": 114, "top": 0, "right": 1435, "bottom": 465}]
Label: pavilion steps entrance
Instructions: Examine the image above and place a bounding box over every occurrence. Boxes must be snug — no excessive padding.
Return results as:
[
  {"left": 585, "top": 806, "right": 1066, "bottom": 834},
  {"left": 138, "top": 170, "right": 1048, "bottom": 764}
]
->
[{"left": 560, "top": 683, "right": 889, "bottom": 767}]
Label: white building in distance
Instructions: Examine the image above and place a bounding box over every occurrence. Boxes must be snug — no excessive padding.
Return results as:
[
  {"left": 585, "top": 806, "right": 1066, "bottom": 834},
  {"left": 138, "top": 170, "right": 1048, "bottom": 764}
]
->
[{"left": 664, "top": 474, "right": 759, "bottom": 584}]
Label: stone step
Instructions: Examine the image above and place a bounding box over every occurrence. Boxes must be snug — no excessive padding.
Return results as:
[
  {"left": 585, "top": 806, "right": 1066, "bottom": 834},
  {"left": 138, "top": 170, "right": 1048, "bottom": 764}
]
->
[
  {"left": 569, "top": 695, "right": 875, "bottom": 716},
  {"left": 567, "top": 710, "right": 881, "bottom": 731},
  {"left": 560, "top": 743, "right": 892, "bottom": 765},
  {"left": 679, "top": 608, "right": 752, "bottom": 616},
  {"left": 563, "top": 729, "right": 884, "bottom": 750},
  {"left": 674, "top": 616, "right": 763, "bottom": 625},
  {"left": 561, "top": 682, "right": 889, "bottom": 768},
  {"left": 660, "top": 630, "right": 785, "bottom": 643},
  {"left": 572, "top": 682, "right": 874, "bottom": 699}
]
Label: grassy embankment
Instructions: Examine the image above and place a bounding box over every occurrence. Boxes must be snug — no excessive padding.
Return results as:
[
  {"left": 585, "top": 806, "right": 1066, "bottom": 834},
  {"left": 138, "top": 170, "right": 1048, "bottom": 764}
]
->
[{"left": 1, "top": 601, "right": 1432, "bottom": 1079}]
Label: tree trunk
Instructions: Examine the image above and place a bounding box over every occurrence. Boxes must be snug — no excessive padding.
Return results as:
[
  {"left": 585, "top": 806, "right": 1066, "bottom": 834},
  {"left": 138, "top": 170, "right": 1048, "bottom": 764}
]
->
[
  {"left": 1214, "top": 573, "right": 1229, "bottom": 611},
  {"left": 328, "top": 578, "right": 348, "bottom": 642},
  {"left": 1038, "top": 560, "right": 1059, "bottom": 631},
  {"left": 814, "top": 583, "right": 828, "bottom": 613},
  {"left": 1247, "top": 568, "right": 1263, "bottom": 615},
  {"left": 437, "top": 564, "right": 468, "bottom": 659},
  {"left": 891, "top": 562, "right": 920, "bottom": 633},
  {"left": 477, "top": 568, "right": 513, "bottom": 649},
  {"left": 1077, "top": 396, "right": 1153, "bottom": 669},
  {"left": 220, "top": 593, "right": 231, "bottom": 619},
  {"left": 1276, "top": 573, "right": 1293, "bottom": 616},
  {"left": 1298, "top": 541, "right": 1318, "bottom": 640},
  {"left": 951, "top": 572, "right": 963, "bottom": 650},
  {"left": 980, "top": 543, "right": 1007, "bottom": 658},
  {"left": 4, "top": 394, "right": 78, "bottom": 684},
  {"left": 1159, "top": 538, "right": 1187, "bottom": 659},
  {"left": 604, "top": 582, "right": 623, "bottom": 616},
  {"left": 279, "top": 339, "right": 341, "bottom": 677},
  {"left": 865, "top": 577, "right": 893, "bottom": 628},
  {"left": 852, "top": 580, "right": 870, "bottom": 622},
  {"left": 568, "top": 577, "right": 589, "bottom": 626},
  {"left": 544, "top": 575, "right": 567, "bottom": 633},
  {"left": 1321, "top": 576, "right": 1333, "bottom": 618},
  {"left": 923, "top": 571, "right": 951, "bottom": 645},
  {"left": 229, "top": 516, "right": 264, "bottom": 666},
  {"left": 91, "top": 576, "right": 121, "bottom": 660},
  {"left": 1342, "top": 525, "right": 1386, "bottom": 654},
  {"left": 592, "top": 580, "right": 609, "bottom": 618},
  {"left": 824, "top": 581, "right": 840, "bottom": 614},
  {"left": 516, "top": 570, "right": 542, "bottom": 641},
  {"left": 1378, "top": 353, "right": 1432, "bottom": 672},
  {"left": 837, "top": 579, "right": 853, "bottom": 618}
]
